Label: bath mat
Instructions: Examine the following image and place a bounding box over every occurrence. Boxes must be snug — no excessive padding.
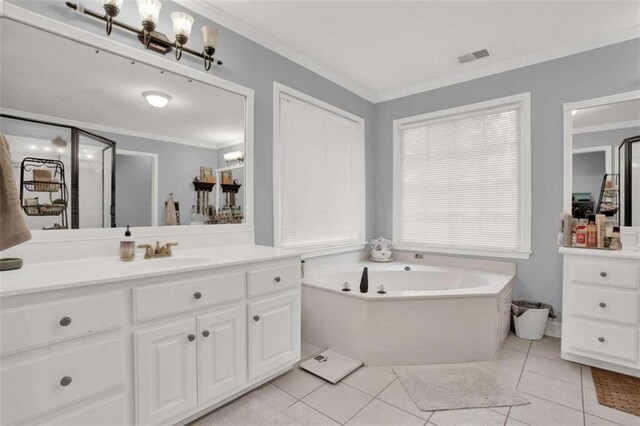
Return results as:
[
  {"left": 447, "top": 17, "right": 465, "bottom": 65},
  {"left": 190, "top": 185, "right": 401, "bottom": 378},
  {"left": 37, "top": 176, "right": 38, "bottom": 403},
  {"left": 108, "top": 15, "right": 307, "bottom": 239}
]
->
[
  {"left": 393, "top": 362, "right": 529, "bottom": 411},
  {"left": 299, "top": 349, "right": 363, "bottom": 384},
  {"left": 592, "top": 367, "right": 640, "bottom": 417}
]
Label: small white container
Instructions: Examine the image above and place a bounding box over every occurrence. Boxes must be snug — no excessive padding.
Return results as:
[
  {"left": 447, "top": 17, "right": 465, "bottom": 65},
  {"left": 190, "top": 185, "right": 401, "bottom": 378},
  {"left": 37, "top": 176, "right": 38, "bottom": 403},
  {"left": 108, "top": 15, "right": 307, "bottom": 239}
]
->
[{"left": 513, "top": 308, "right": 549, "bottom": 340}]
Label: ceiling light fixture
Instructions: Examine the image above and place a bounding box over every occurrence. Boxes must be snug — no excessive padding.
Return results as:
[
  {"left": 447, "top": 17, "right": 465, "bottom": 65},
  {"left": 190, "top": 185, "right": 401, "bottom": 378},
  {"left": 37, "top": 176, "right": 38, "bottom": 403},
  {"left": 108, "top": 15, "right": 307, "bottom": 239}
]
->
[
  {"left": 143, "top": 91, "right": 171, "bottom": 108},
  {"left": 65, "top": 1, "right": 223, "bottom": 70}
]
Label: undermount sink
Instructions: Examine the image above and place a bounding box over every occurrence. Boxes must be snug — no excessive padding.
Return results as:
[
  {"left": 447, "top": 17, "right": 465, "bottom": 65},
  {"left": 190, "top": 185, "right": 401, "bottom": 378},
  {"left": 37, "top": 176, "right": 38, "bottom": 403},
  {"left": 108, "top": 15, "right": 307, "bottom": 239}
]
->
[{"left": 123, "top": 256, "right": 214, "bottom": 269}]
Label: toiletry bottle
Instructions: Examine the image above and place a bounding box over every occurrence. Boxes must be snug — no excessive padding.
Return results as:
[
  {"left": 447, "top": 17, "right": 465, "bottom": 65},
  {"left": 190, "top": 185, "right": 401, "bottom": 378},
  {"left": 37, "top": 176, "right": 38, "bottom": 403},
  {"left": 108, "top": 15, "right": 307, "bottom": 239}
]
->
[
  {"left": 611, "top": 226, "right": 622, "bottom": 250},
  {"left": 576, "top": 225, "right": 587, "bottom": 247},
  {"left": 120, "top": 225, "right": 135, "bottom": 261},
  {"left": 587, "top": 220, "right": 597, "bottom": 248}
]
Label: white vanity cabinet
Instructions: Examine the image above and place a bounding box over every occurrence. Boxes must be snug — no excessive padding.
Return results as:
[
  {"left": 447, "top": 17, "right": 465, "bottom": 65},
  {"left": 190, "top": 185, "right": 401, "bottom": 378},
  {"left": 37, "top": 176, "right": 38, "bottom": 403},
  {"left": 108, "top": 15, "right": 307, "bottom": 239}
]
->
[
  {"left": 0, "top": 251, "right": 301, "bottom": 426},
  {"left": 560, "top": 248, "right": 640, "bottom": 377}
]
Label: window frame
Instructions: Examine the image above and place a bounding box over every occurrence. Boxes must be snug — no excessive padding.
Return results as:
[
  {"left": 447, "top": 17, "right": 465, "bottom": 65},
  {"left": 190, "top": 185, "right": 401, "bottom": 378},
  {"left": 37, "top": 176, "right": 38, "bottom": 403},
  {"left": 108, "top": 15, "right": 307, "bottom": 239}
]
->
[
  {"left": 392, "top": 93, "right": 532, "bottom": 260},
  {"left": 273, "top": 82, "right": 366, "bottom": 255}
]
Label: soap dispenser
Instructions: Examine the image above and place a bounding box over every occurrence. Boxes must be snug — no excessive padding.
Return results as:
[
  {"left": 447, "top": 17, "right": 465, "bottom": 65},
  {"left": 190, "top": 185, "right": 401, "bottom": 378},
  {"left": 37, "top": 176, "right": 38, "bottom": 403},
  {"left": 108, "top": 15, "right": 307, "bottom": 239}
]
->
[
  {"left": 359, "top": 267, "right": 369, "bottom": 293},
  {"left": 120, "top": 225, "right": 135, "bottom": 261}
]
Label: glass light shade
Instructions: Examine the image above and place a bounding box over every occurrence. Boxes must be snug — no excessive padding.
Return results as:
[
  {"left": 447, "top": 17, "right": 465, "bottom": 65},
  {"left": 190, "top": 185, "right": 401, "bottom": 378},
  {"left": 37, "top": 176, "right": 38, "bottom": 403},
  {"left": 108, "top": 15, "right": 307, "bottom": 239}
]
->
[
  {"left": 201, "top": 25, "right": 220, "bottom": 49},
  {"left": 135, "top": 0, "right": 162, "bottom": 24},
  {"left": 171, "top": 11, "right": 194, "bottom": 39},
  {"left": 143, "top": 91, "right": 171, "bottom": 108},
  {"left": 104, "top": 0, "right": 124, "bottom": 8}
]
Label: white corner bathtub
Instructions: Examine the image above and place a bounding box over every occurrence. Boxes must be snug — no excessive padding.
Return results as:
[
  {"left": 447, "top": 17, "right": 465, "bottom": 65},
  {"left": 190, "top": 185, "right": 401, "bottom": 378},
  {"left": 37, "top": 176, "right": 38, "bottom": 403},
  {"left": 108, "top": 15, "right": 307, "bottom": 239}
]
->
[{"left": 301, "top": 262, "right": 514, "bottom": 366}]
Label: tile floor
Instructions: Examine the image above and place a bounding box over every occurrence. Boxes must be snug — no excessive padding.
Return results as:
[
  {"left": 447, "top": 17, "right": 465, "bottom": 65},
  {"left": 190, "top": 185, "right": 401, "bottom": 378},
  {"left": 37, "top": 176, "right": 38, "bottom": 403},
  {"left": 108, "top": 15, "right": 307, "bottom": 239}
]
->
[{"left": 193, "top": 337, "right": 640, "bottom": 426}]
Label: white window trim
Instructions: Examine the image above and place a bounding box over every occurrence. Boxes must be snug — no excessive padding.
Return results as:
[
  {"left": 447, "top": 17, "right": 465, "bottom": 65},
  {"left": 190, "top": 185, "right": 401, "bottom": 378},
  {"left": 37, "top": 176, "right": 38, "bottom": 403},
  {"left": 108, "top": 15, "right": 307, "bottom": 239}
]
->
[
  {"left": 273, "top": 82, "right": 366, "bottom": 256},
  {"left": 392, "top": 93, "right": 532, "bottom": 260}
]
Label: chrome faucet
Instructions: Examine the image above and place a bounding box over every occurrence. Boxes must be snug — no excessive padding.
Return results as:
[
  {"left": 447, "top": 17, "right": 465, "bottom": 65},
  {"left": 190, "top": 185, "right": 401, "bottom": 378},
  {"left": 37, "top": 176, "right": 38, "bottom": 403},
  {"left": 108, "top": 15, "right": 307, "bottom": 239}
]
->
[{"left": 138, "top": 241, "right": 179, "bottom": 259}]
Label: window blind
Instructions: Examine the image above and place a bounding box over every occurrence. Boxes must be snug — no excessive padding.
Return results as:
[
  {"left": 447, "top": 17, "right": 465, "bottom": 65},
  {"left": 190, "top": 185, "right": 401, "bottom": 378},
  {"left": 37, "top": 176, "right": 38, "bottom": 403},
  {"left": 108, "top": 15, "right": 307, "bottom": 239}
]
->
[
  {"left": 396, "top": 104, "right": 523, "bottom": 252},
  {"left": 277, "top": 93, "right": 365, "bottom": 250}
]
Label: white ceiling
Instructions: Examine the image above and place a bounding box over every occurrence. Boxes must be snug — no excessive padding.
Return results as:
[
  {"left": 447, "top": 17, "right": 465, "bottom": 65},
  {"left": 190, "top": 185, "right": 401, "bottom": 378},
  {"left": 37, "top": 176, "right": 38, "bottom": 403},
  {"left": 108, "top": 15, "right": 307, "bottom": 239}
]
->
[
  {"left": 0, "top": 19, "right": 246, "bottom": 148},
  {"left": 197, "top": 0, "right": 640, "bottom": 103}
]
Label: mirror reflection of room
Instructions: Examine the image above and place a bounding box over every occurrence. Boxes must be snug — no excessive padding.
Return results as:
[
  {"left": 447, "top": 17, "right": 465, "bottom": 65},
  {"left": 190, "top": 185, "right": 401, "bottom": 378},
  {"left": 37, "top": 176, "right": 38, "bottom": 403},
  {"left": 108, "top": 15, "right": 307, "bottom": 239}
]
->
[
  {"left": 0, "top": 18, "right": 246, "bottom": 230},
  {"left": 571, "top": 98, "right": 639, "bottom": 227}
]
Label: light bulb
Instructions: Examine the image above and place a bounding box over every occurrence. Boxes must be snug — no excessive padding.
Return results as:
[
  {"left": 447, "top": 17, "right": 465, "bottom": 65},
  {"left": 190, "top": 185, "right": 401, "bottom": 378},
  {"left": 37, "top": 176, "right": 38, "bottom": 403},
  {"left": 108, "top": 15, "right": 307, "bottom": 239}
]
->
[
  {"left": 201, "top": 25, "right": 220, "bottom": 49},
  {"left": 171, "top": 11, "right": 194, "bottom": 40},
  {"left": 143, "top": 91, "right": 171, "bottom": 108},
  {"left": 135, "top": 0, "right": 162, "bottom": 25}
]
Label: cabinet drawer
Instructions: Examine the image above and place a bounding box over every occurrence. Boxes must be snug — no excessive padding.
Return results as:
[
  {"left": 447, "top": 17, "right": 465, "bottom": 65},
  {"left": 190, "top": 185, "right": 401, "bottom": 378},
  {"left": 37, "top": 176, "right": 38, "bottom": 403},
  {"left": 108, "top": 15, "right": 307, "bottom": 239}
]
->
[
  {"left": 0, "top": 340, "right": 123, "bottom": 425},
  {"left": 49, "top": 395, "right": 124, "bottom": 426},
  {"left": 566, "top": 319, "right": 638, "bottom": 363},
  {"left": 247, "top": 264, "right": 299, "bottom": 298},
  {"left": 571, "top": 261, "right": 639, "bottom": 289},
  {"left": 133, "top": 272, "right": 244, "bottom": 322},
  {"left": 571, "top": 285, "right": 639, "bottom": 325},
  {"left": 0, "top": 293, "right": 123, "bottom": 355}
]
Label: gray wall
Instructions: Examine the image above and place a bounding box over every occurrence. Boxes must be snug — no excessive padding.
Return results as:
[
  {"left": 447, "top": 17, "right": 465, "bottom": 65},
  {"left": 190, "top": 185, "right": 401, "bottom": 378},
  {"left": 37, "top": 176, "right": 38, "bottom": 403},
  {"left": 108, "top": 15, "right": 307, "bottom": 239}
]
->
[
  {"left": 96, "top": 131, "right": 219, "bottom": 226},
  {"left": 573, "top": 151, "right": 606, "bottom": 204},
  {"left": 116, "top": 154, "right": 153, "bottom": 227},
  {"left": 374, "top": 38, "right": 640, "bottom": 319},
  {"left": 6, "top": 0, "right": 376, "bottom": 245}
]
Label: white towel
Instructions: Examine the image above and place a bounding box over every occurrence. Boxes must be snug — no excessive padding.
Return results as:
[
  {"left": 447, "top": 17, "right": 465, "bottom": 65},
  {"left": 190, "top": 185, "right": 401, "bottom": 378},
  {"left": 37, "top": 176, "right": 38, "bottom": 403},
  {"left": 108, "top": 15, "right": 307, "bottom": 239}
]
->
[
  {"left": 0, "top": 135, "right": 32, "bottom": 251},
  {"left": 165, "top": 194, "right": 177, "bottom": 226}
]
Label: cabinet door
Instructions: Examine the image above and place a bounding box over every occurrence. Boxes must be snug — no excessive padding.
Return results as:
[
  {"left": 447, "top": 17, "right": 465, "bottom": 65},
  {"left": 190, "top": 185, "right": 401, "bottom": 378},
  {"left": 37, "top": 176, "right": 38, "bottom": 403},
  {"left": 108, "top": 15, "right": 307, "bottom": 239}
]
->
[
  {"left": 135, "top": 318, "right": 197, "bottom": 425},
  {"left": 248, "top": 292, "right": 300, "bottom": 380},
  {"left": 197, "top": 306, "right": 247, "bottom": 404}
]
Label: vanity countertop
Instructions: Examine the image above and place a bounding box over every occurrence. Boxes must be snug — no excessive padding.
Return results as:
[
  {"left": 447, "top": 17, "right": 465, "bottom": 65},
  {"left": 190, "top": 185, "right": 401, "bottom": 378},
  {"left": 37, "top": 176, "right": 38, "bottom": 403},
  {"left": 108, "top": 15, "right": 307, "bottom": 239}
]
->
[
  {"left": 559, "top": 246, "right": 640, "bottom": 260},
  {"left": 0, "top": 244, "right": 299, "bottom": 297}
]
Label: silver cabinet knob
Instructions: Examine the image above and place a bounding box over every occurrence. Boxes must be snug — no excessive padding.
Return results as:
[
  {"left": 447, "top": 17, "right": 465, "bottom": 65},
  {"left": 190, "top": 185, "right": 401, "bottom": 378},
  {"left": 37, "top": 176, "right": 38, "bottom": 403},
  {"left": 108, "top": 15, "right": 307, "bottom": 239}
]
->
[
  {"left": 194, "top": 292, "right": 202, "bottom": 300},
  {"left": 187, "top": 334, "right": 195, "bottom": 342},
  {"left": 59, "top": 317, "right": 72, "bottom": 327},
  {"left": 600, "top": 271, "right": 607, "bottom": 278},
  {"left": 202, "top": 330, "right": 210, "bottom": 337},
  {"left": 253, "top": 315, "right": 260, "bottom": 322},
  {"left": 274, "top": 276, "right": 281, "bottom": 283},
  {"left": 60, "top": 376, "right": 72, "bottom": 387},
  {"left": 598, "top": 337, "right": 605, "bottom": 343},
  {"left": 599, "top": 302, "right": 607, "bottom": 308}
]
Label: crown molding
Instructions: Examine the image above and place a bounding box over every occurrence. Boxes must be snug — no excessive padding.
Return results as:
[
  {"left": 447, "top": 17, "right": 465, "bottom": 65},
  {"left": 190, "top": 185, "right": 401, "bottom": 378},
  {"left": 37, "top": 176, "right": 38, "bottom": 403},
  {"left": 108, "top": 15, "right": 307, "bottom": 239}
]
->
[
  {"left": 175, "top": 0, "right": 377, "bottom": 103},
  {"left": 374, "top": 25, "right": 640, "bottom": 103}
]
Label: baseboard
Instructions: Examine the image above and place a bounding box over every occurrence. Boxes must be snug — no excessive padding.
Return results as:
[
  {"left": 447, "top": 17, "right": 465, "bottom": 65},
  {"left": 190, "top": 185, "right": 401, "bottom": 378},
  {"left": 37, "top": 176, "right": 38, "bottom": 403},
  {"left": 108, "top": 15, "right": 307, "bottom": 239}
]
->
[{"left": 545, "top": 318, "right": 562, "bottom": 338}]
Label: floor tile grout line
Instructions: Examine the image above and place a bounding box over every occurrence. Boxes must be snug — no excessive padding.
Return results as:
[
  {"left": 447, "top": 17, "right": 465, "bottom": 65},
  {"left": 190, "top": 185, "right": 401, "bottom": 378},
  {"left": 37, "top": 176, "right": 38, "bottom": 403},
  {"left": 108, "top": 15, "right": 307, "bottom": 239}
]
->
[
  {"left": 503, "top": 406, "right": 511, "bottom": 426},
  {"left": 516, "top": 389, "right": 585, "bottom": 413},
  {"left": 515, "top": 339, "right": 531, "bottom": 389},
  {"left": 581, "top": 366, "right": 586, "bottom": 426},
  {"left": 342, "top": 395, "right": 376, "bottom": 425},
  {"left": 374, "top": 376, "right": 435, "bottom": 422},
  {"left": 298, "top": 399, "right": 344, "bottom": 425}
]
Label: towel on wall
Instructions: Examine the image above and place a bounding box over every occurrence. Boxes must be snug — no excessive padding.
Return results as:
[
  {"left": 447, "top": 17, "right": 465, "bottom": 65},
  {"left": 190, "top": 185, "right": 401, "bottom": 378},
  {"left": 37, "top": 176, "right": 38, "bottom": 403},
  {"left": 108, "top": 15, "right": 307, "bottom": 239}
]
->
[
  {"left": 0, "top": 135, "right": 32, "bottom": 251},
  {"left": 164, "top": 193, "right": 178, "bottom": 226}
]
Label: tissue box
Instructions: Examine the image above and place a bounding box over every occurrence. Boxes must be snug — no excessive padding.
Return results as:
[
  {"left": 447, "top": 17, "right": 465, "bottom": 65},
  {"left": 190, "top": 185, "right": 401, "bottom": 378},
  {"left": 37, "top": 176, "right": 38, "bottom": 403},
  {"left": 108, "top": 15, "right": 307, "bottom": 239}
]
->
[{"left": 621, "top": 227, "right": 639, "bottom": 250}]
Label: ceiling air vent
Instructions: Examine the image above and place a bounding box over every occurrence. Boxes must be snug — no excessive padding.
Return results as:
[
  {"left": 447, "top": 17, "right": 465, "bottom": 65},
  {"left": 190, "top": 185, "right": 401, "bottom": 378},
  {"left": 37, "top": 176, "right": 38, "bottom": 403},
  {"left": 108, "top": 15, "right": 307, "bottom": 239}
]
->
[{"left": 457, "top": 48, "right": 490, "bottom": 64}]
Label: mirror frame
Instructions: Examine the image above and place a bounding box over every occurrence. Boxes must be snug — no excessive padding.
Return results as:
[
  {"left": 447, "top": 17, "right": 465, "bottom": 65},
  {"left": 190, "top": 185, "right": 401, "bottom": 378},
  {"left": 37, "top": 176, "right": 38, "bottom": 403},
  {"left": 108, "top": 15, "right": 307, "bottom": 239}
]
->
[
  {"left": 562, "top": 90, "right": 640, "bottom": 214},
  {"left": 0, "top": 3, "right": 255, "bottom": 241}
]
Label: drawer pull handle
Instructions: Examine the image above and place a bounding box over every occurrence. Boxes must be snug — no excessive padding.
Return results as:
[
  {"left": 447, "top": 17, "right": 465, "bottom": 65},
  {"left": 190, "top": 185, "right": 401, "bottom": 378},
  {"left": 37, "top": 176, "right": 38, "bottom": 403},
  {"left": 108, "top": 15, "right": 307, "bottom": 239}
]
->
[
  {"left": 60, "top": 376, "right": 72, "bottom": 387},
  {"left": 274, "top": 276, "right": 281, "bottom": 283},
  {"left": 598, "top": 337, "right": 605, "bottom": 343},
  {"left": 599, "top": 302, "right": 607, "bottom": 308},
  {"left": 600, "top": 271, "right": 607, "bottom": 278},
  {"left": 59, "top": 317, "right": 72, "bottom": 327},
  {"left": 187, "top": 334, "right": 196, "bottom": 342},
  {"left": 202, "top": 330, "right": 210, "bottom": 337},
  {"left": 253, "top": 315, "right": 260, "bottom": 322},
  {"left": 194, "top": 292, "right": 202, "bottom": 300}
]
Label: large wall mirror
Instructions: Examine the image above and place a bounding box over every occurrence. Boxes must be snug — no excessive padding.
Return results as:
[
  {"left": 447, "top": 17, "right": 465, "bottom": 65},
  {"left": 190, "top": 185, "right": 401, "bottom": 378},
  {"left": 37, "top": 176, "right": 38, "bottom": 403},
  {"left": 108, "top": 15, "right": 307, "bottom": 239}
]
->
[
  {"left": 565, "top": 92, "right": 639, "bottom": 227},
  {"left": 1, "top": 18, "right": 252, "bottom": 231}
]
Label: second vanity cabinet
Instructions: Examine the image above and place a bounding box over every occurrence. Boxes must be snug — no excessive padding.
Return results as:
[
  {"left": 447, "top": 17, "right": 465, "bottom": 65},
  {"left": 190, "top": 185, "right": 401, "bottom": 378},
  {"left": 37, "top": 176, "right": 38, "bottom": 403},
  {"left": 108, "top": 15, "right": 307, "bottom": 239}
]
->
[{"left": 0, "top": 252, "right": 301, "bottom": 426}]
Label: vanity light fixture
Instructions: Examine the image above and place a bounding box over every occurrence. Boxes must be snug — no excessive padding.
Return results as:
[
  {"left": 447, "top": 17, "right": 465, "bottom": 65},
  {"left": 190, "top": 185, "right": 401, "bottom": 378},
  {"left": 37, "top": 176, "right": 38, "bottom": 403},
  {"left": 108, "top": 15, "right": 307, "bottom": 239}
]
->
[
  {"left": 65, "top": 1, "right": 223, "bottom": 70},
  {"left": 143, "top": 91, "right": 171, "bottom": 108}
]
